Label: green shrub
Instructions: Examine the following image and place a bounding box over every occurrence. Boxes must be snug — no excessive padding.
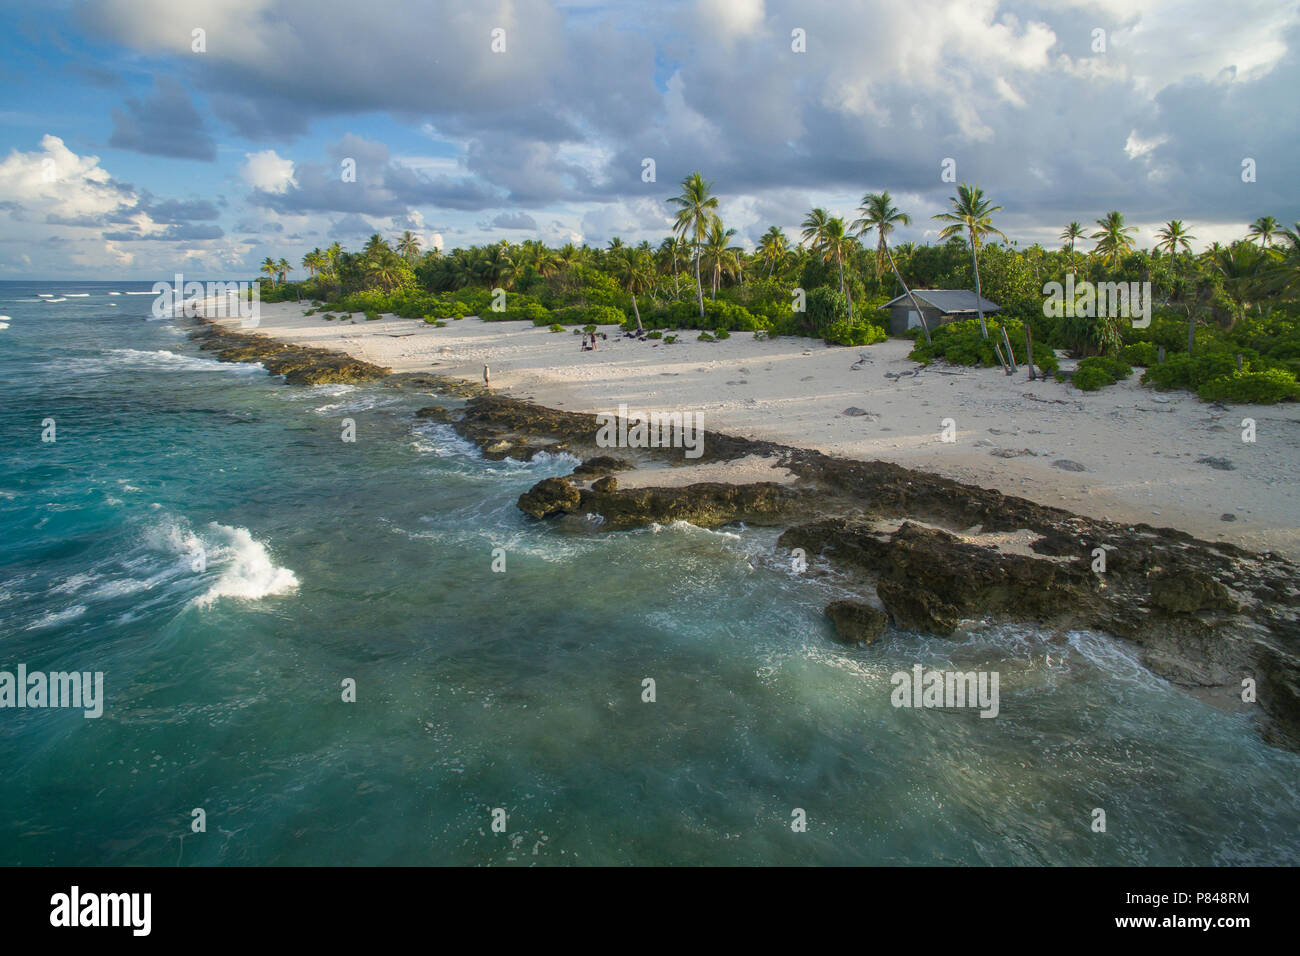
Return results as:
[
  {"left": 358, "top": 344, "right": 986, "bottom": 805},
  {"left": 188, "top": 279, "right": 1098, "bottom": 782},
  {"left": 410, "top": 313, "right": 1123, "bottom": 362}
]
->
[
  {"left": 549, "top": 323, "right": 564, "bottom": 333},
  {"left": 1072, "top": 364, "right": 1117, "bottom": 391},
  {"left": 1061, "top": 312, "right": 1123, "bottom": 356},
  {"left": 822, "top": 320, "right": 888, "bottom": 347},
  {"left": 643, "top": 298, "right": 765, "bottom": 332},
  {"left": 909, "top": 318, "right": 1028, "bottom": 367},
  {"left": 1142, "top": 352, "right": 1240, "bottom": 391},
  {"left": 663, "top": 334, "right": 678, "bottom": 344},
  {"left": 647, "top": 330, "right": 663, "bottom": 340},
  {"left": 698, "top": 331, "right": 716, "bottom": 342},
  {"left": 1196, "top": 369, "right": 1300, "bottom": 404},
  {"left": 803, "top": 287, "right": 849, "bottom": 335},
  {"left": 715, "top": 329, "right": 730, "bottom": 340},
  {"left": 364, "top": 311, "right": 380, "bottom": 321},
  {"left": 1036, "top": 349, "right": 1060, "bottom": 376},
  {"left": 550, "top": 304, "right": 626, "bottom": 327},
  {"left": 1078, "top": 354, "right": 1132, "bottom": 380},
  {"left": 1120, "top": 342, "right": 1160, "bottom": 367}
]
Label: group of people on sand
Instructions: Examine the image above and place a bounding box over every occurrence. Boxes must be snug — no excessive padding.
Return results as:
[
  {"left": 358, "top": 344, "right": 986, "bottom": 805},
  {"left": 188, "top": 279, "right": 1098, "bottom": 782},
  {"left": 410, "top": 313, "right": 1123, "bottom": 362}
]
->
[{"left": 580, "top": 331, "right": 608, "bottom": 352}]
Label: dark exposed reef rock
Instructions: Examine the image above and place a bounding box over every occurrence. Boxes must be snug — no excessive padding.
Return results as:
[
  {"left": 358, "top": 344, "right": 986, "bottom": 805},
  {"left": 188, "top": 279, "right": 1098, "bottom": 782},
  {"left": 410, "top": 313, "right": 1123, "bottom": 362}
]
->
[
  {"left": 187, "top": 331, "right": 1300, "bottom": 752},
  {"left": 189, "top": 319, "right": 390, "bottom": 385},
  {"left": 434, "top": 388, "right": 1300, "bottom": 752},
  {"left": 824, "top": 600, "right": 889, "bottom": 645}
]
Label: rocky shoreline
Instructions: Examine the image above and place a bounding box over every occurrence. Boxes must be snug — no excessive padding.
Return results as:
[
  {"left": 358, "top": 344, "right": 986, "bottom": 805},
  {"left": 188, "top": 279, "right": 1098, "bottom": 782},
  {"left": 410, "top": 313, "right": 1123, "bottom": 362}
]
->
[{"left": 190, "top": 317, "right": 1300, "bottom": 751}]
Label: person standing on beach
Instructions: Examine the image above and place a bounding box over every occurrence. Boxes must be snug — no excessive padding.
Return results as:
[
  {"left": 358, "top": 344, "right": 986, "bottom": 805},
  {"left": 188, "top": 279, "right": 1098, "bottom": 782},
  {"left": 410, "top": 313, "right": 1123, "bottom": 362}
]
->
[{"left": 483, "top": 364, "right": 491, "bottom": 388}]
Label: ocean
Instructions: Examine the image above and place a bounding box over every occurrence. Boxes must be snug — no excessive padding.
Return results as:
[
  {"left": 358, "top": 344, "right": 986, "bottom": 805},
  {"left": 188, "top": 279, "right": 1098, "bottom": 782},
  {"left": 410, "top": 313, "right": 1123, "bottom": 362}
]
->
[{"left": 1, "top": 280, "right": 1297, "bottom": 865}]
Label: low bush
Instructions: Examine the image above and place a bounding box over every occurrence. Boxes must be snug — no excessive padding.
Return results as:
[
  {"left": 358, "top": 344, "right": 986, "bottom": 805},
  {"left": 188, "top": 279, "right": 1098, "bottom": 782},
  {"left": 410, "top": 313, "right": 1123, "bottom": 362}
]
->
[
  {"left": 822, "top": 320, "right": 888, "bottom": 347},
  {"left": 1078, "top": 354, "right": 1132, "bottom": 380},
  {"left": 1119, "top": 342, "right": 1160, "bottom": 367},
  {"left": 1072, "top": 363, "right": 1117, "bottom": 391},
  {"left": 1196, "top": 369, "right": 1300, "bottom": 404}
]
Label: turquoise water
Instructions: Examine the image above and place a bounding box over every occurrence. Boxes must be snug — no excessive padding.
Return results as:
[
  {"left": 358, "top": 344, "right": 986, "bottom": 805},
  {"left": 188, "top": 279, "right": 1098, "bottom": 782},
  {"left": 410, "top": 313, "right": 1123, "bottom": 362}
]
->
[{"left": 1, "top": 281, "right": 1297, "bottom": 866}]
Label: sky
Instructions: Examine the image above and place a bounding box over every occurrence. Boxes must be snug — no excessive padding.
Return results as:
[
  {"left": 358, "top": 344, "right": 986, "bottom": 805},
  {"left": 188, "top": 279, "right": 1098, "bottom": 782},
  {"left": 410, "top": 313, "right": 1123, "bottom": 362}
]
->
[{"left": 0, "top": 0, "right": 1297, "bottom": 279}]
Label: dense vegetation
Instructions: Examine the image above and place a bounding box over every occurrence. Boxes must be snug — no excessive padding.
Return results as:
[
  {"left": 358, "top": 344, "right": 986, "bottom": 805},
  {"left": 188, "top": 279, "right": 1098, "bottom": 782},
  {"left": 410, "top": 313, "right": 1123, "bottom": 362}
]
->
[{"left": 254, "top": 185, "right": 1300, "bottom": 404}]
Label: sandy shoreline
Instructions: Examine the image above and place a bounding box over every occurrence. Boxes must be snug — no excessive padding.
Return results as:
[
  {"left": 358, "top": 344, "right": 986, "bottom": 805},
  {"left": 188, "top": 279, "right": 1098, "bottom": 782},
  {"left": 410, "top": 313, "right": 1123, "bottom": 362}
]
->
[{"left": 211, "top": 302, "right": 1300, "bottom": 559}]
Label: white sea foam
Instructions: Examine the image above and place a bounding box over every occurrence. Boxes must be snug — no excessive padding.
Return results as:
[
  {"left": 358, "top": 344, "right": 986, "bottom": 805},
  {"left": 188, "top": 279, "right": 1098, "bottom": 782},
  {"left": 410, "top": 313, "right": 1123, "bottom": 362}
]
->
[
  {"left": 191, "top": 522, "right": 299, "bottom": 608},
  {"left": 314, "top": 394, "right": 401, "bottom": 415},
  {"left": 48, "top": 349, "right": 265, "bottom": 376},
  {"left": 646, "top": 519, "right": 743, "bottom": 541},
  {"left": 25, "top": 604, "right": 88, "bottom": 630}
]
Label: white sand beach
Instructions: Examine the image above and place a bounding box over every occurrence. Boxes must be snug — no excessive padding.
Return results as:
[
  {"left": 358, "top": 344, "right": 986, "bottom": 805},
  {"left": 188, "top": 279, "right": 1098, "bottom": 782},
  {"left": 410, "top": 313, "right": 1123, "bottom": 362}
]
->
[{"left": 213, "top": 303, "right": 1300, "bottom": 559}]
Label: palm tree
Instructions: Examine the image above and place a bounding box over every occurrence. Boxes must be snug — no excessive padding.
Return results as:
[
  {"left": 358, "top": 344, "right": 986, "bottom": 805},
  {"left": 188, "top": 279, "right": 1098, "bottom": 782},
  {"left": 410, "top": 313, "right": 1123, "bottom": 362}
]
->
[
  {"left": 932, "top": 184, "right": 1007, "bottom": 338},
  {"left": 818, "top": 217, "right": 857, "bottom": 314},
  {"left": 1060, "top": 222, "right": 1086, "bottom": 270},
  {"left": 302, "top": 248, "right": 326, "bottom": 280},
  {"left": 800, "top": 207, "right": 831, "bottom": 251},
  {"left": 366, "top": 250, "right": 405, "bottom": 291},
  {"left": 276, "top": 258, "right": 292, "bottom": 283},
  {"left": 1212, "top": 241, "right": 1272, "bottom": 324},
  {"left": 700, "top": 219, "right": 740, "bottom": 298},
  {"left": 260, "top": 256, "right": 278, "bottom": 286},
  {"left": 1154, "top": 220, "right": 1195, "bottom": 257},
  {"left": 613, "top": 248, "right": 654, "bottom": 332},
  {"left": 656, "top": 236, "right": 688, "bottom": 296},
  {"left": 535, "top": 247, "right": 560, "bottom": 279},
  {"left": 363, "top": 234, "right": 391, "bottom": 261},
  {"left": 396, "top": 230, "right": 422, "bottom": 262},
  {"left": 1248, "top": 215, "right": 1279, "bottom": 247},
  {"left": 756, "top": 226, "right": 789, "bottom": 277},
  {"left": 667, "top": 172, "right": 720, "bottom": 317},
  {"left": 325, "top": 242, "right": 342, "bottom": 284},
  {"left": 854, "top": 191, "right": 930, "bottom": 344},
  {"left": 481, "top": 243, "right": 516, "bottom": 289},
  {"left": 852, "top": 191, "right": 908, "bottom": 278},
  {"left": 1091, "top": 211, "right": 1137, "bottom": 267}
]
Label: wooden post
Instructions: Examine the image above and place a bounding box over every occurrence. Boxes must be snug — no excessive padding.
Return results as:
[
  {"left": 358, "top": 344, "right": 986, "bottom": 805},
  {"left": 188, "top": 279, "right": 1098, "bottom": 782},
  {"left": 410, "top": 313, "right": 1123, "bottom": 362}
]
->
[
  {"left": 993, "top": 341, "right": 1009, "bottom": 374},
  {"left": 1025, "top": 326, "right": 1037, "bottom": 381},
  {"left": 1001, "top": 326, "right": 1018, "bottom": 374},
  {"left": 1236, "top": 353, "right": 1243, "bottom": 372},
  {"left": 1158, "top": 345, "right": 1166, "bottom": 364}
]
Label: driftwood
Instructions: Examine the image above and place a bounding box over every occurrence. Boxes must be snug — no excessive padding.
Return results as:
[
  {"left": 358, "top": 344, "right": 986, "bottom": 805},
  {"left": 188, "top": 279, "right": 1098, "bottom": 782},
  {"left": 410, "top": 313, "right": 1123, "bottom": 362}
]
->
[
  {"left": 1025, "top": 327, "right": 1037, "bottom": 381},
  {"left": 1000, "top": 326, "right": 1018, "bottom": 374}
]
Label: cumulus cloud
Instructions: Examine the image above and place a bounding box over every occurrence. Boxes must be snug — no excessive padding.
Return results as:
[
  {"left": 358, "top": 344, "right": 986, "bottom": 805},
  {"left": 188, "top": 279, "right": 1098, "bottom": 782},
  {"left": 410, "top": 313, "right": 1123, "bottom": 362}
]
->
[
  {"left": 241, "top": 149, "right": 297, "bottom": 193},
  {"left": 5, "top": 0, "right": 1296, "bottom": 275},
  {"left": 0, "top": 135, "right": 137, "bottom": 223},
  {"left": 108, "top": 77, "right": 216, "bottom": 160}
]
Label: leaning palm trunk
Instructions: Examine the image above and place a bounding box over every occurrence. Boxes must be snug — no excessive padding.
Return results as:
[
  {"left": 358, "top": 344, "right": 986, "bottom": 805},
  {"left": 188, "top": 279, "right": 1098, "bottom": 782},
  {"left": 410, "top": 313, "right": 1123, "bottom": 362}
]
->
[
  {"left": 838, "top": 252, "right": 853, "bottom": 316},
  {"left": 694, "top": 242, "right": 705, "bottom": 317},
  {"left": 969, "top": 229, "right": 988, "bottom": 339},
  {"left": 884, "top": 243, "right": 930, "bottom": 345},
  {"left": 631, "top": 294, "right": 644, "bottom": 333}
]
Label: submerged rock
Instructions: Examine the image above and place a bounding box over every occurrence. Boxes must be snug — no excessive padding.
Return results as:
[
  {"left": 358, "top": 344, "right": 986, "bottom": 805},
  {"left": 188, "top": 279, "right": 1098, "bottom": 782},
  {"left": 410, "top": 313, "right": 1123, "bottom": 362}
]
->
[
  {"left": 824, "top": 600, "right": 889, "bottom": 644},
  {"left": 572, "top": 455, "right": 634, "bottom": 478},
  {"left": 517, "top": 477, "right": 581, "bottom": 519}
]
